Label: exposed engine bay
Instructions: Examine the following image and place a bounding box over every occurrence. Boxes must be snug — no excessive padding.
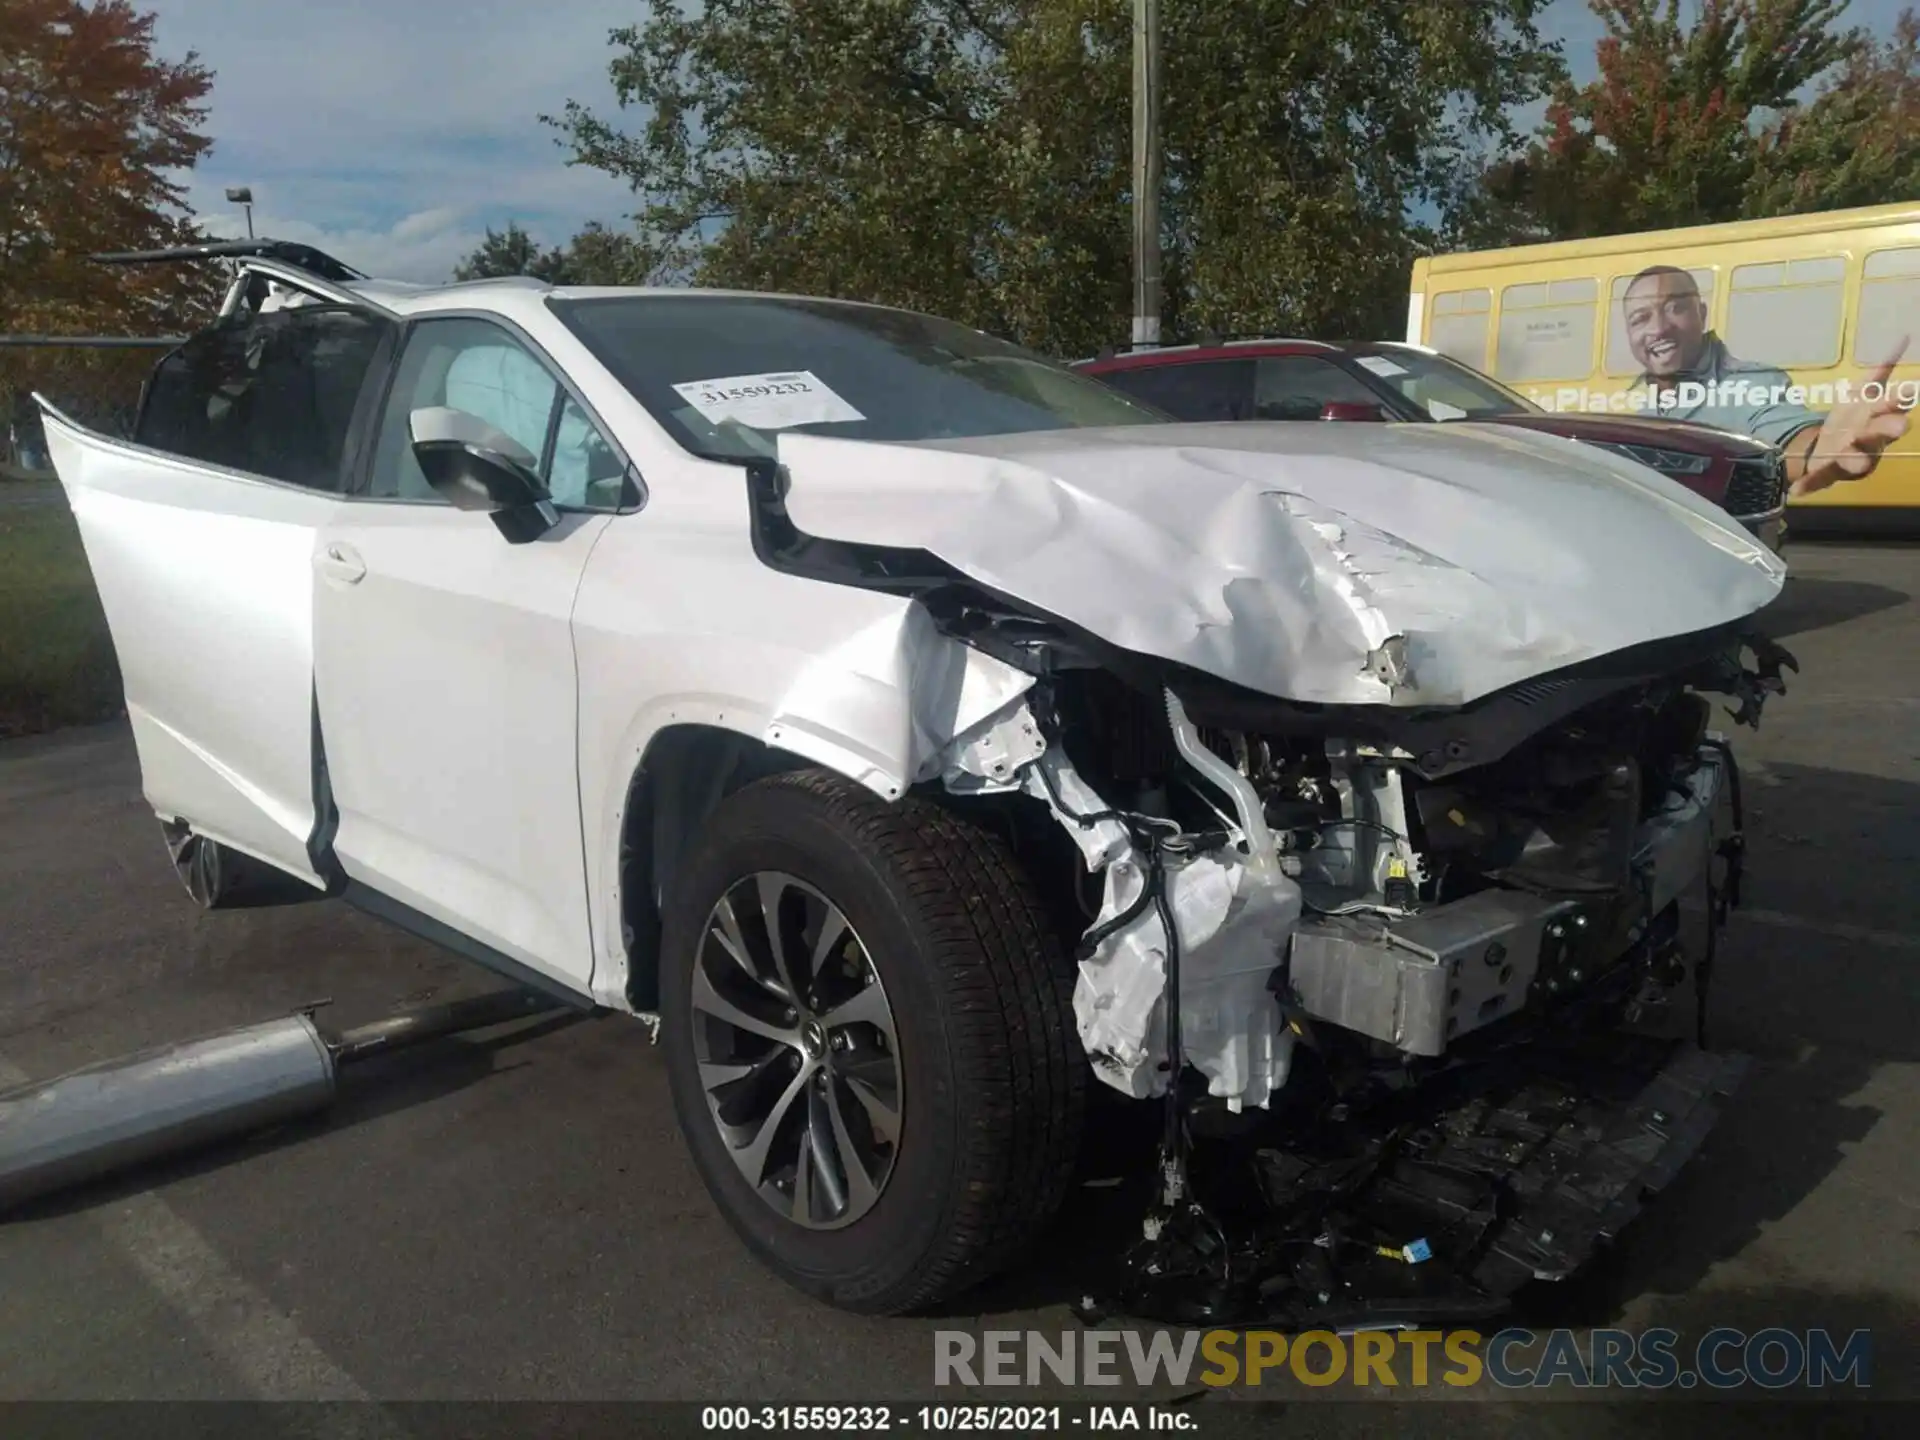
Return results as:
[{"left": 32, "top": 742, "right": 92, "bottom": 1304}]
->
[{"left": 926, "top": 591, "right": 1797, "bottom": 1326}]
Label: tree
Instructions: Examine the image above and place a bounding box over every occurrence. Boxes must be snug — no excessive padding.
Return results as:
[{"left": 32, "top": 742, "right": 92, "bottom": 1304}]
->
[
  {"left": 452, "top": 219, "right": 666, "bottom": 286},
  {"left": 1471, "top": 0, "right": 1914, "bottom": 243},
  {"left": 545, "top": 1, "right": 1563, "bottom": 354},
  {"left": 452, "top": 221, "right": 569, "bottom": 282},
  {"left": 0, "top": 0, "right": 219, "bottom": 433},
  {"left": 1747, "top": 7, "right": 1920, "bottom": 213}
]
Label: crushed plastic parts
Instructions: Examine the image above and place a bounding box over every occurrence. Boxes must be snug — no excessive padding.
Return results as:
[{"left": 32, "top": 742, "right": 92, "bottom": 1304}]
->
[
  {"left": 1075, "top": 1032, "right": 1749, "bottom": 1330},
  {"left": 1013, "top": 656, "right": 1778, "bottom": 1331}
]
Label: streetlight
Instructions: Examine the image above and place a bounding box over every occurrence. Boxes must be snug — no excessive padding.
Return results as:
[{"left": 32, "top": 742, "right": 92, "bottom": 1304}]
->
[
  {"left": 1131, "top": 0, "right": 1162, "bottom": 350},
  {"left": 224, "top": 186, "right": 255, "bottom": 239}
]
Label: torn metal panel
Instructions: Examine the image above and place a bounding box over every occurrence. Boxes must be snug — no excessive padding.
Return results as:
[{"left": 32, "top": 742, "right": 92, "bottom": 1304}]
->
[
  {"left": 764, "top": 599, "right": 1038, "bottom": 799},
  {"left": 776, "top": 420, "right": 1787, "bottom": 708}
]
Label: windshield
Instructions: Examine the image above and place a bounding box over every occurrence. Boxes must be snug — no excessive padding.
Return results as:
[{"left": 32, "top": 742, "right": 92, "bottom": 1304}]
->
[
  {"left": 549, "top": 294, "right": 1165, "bottom": 461},
  {"left": 1349, "top": 346, "right": 1541, "bottom": 420}
]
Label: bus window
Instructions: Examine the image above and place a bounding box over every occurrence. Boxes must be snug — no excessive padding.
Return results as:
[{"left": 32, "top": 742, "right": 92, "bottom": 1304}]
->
[
  {"left": 1725, "top": 256, "right": 1845, "bottom": 368},
  {"left": 1856, "top": 246, "right": 1920, "bottom": 366},
  {"left": 1495, "top": 277, "right": 1598, "bottom": 383},
  {"left": 1606, "top": 268, "right": 1716, "bottom": 375},
  {"left": 1429, "top": 289, "right": 1491, "bottom": 366}
]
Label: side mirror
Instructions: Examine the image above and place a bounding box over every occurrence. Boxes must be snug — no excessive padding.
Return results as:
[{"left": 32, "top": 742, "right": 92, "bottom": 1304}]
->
[
  {"left": 408, "top": 407, "right": 559, "bottom": 544},
  {"left": 1320, "top": 401, "right": 1386, "bottom": 422}
]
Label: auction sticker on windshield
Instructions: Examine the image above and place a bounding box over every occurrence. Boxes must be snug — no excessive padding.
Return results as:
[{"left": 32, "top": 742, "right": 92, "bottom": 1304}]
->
[{"left": 672, "top": 370, "right": 866, "bottom": 430}]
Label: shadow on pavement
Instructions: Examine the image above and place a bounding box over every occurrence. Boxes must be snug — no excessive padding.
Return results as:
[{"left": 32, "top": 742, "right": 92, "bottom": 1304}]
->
[{"left": 1758, "top": 574, "right": 1910, "bottom": 641}]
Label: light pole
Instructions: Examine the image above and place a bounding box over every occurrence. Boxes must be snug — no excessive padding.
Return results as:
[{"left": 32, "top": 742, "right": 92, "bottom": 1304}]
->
[
  {"left": 224, "top": 186, "right": 255, "bottom": 240},
  {"left": 1131, "top": 0, "right": 1162, "bottom": 350}
]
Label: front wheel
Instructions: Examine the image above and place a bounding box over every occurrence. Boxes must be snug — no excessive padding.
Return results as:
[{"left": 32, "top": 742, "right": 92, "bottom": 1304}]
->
[{"left": 659, "top": 768, "right": 1085, "bottom": 1314}]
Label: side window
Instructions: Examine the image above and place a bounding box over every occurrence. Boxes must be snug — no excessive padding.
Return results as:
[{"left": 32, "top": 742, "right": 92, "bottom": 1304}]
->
[
  {"left": 135, "top": 306, "right": 387, "bottom": 492},
  {"left": 1725, "top": 256, "right": 1845, "bottom": 368},
  {"left": 367, "top": 318, "right": 623, "bottom": 507},
  {"left": 1855, "top": 247, "right": 1920, "bottom": 366},
  {"left": 1495, "top": 277, "right": 1599, "bottom": 383},
  {"left": 550, "top": 394, "right": 630, "bottom": 510},
  {"left": 1249, "top": 357, "right": 1384, "bottom": 419},
  {"left": 1428, "top": 289, "right": 1491, "bottom": 367},
  {"left": 1097, "top": 360, "right": 1255, "bottom": 421}
]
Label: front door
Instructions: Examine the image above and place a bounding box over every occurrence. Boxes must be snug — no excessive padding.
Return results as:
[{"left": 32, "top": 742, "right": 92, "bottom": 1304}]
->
[
  {"left": 36, "top": 301, "right": 390, "bottom": 885},
  {"left": 313, "top": 316, "right": 630, "bottom": 993}
]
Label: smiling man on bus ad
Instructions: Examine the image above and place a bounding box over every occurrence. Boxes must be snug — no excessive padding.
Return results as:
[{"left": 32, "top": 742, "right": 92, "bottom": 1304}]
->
[{"left": 1619, "top": 264, "right": 1912, "bottom": 498}]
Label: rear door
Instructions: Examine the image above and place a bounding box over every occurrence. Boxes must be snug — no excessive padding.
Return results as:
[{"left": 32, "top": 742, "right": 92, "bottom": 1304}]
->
[{"left": 36, "top": 274, "right": 393, "bottom": 885}]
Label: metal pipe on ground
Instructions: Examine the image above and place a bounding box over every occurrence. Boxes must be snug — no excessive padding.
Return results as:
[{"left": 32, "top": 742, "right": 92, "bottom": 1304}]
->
[{"left": 0, "top": 988, "right": 558, "bottom": 1213}]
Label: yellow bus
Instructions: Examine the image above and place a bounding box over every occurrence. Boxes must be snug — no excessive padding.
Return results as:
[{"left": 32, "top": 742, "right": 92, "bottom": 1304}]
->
[{"left": 1407, "top": 201, "right": 1920, "bottom": 527}]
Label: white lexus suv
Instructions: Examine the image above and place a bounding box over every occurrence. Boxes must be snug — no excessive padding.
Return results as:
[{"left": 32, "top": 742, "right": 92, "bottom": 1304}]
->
[{"left": 39, "top": 240, "right": 1792, "bottom": 1325}]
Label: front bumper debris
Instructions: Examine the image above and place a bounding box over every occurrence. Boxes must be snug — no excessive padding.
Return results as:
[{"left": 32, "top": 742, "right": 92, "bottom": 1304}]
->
[
  {"left": 1078, "top": 740, "right": 1754, "bottom": 1330},
  {"left": 1085, "top": 1032, "right": 1749, "bottom": 1329}
]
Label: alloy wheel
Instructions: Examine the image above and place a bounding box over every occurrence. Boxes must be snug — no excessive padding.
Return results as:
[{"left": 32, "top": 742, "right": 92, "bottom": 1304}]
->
[{"left": 688, "top": 871, "right": 903, "bottom": 1230}]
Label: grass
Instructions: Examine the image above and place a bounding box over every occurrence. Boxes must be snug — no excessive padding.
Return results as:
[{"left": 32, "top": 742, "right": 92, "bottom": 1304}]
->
[{"left": 0, "top": 498, "right": 124, "bottom": 738}]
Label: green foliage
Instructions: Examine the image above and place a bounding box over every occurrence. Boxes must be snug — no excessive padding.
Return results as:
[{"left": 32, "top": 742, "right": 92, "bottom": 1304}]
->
[
  {"left": 1476, "top": 0, "right": 1919, "bottom": 243},
  {"left": 452, "top": 221, "right": 565, "bottom": 281},
  {"left": 545, "top": 1, "right": 1562, "bottom": 353},
  {"left": 1, "top": 1, "right": 221, "bottom": 435},
  {"left": 452, "top": 218, "right": 667, "bottom": 287},
  {"left": 0, "top": 502, "right": 122, "bottom": 738},
  {"left": 1747, "top": 8, "right": 1920, "bottom": 214}
]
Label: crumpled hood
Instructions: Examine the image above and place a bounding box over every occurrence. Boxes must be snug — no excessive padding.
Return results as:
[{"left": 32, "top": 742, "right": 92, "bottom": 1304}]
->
[{"left": 775, "top": 420, "right": 1787, "bottom": 708}]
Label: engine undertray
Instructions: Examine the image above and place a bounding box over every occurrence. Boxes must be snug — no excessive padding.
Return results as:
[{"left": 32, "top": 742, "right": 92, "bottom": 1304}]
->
[{"left": 1079, "top": 1030, "right": 1749, "bottom": 1331}]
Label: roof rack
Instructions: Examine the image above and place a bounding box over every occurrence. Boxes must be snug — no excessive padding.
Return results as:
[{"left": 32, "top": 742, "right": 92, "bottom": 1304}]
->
[{"left": 90, "top": 238, "right": 366, "bottom": 285}]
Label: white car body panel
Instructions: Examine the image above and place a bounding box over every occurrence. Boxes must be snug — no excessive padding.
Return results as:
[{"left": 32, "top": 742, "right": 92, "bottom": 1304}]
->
[
  {"left": 775, "top": 419, "right": 1787, "bottom": 708},
  {"left": 313, "top": 503, "right": 613, "bottom": 995},
  {"left": 39, "top": 410, "right": 327, "bottom": 887},
  {"left": 569, "top": 456, "right": 1036, "bottom": 1006}
]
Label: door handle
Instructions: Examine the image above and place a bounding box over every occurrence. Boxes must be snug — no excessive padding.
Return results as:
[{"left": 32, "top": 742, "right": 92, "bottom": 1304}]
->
[{"left": 317, "top": 541, "right": 367, "bottom": 584}]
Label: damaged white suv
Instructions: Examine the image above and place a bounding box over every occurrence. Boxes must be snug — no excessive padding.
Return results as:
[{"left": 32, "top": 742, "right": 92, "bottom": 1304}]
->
[{"left": 41, "top": 242, "right": 1793, "bottom": 1324}]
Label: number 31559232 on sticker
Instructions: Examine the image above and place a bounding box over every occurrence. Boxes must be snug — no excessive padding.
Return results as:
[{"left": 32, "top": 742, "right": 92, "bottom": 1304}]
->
[{"left": 671, "top": 369, "right": 866, "bottom": 430}]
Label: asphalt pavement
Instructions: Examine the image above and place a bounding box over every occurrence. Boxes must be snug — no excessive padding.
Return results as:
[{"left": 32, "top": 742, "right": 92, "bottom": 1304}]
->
[{"left": 1, "top": 540, "right": 1916, "bottom": 1426}]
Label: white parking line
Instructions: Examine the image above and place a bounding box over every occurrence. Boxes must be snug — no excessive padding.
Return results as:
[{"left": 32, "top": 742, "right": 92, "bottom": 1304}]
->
[{"left": 0, "top": 1053, "right": 386, "bottom": 1409}]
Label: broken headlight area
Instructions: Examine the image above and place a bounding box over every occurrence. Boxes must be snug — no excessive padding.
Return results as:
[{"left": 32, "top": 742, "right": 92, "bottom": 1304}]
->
[{"left": 935, "top": 621, "right": 1788, "bottom": 1328}]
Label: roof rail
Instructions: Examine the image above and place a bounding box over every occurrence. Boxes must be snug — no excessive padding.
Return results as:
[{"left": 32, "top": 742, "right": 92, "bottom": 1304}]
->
[{"left": 90, "top": 238, "right": 366, "bottom": 285}]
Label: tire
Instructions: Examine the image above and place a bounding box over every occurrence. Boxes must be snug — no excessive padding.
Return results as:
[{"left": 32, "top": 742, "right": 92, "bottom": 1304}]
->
[
  {"left": 659, "top": 767, "right": 1085, "bottom": 1314},
  {"left": 159, "top": 819, "right": 265, "bottom": 910}
]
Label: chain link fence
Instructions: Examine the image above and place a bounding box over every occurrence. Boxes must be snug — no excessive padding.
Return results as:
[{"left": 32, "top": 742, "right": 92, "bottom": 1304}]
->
[{"left": 1, "top": 341, "right": 175, "bottom": 478}]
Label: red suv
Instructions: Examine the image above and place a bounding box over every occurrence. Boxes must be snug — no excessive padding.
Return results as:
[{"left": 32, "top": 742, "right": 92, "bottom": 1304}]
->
[{"left": 1073, "top": 339, "right": 1788, "bottom": 551}]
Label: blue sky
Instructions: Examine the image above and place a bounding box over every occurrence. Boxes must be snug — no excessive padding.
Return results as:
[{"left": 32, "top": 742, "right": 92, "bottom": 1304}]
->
[{"left": 148, "top": 0, "right": 1914, "bottom": 282}]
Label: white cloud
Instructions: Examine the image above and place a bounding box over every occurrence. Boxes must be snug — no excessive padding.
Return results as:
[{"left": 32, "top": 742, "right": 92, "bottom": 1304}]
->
[
  {"left": 145, "top": 0, "right": 643, "bottom": 280},
  {"left": 196, "top": 206, "right": 488, "bottom": 283}
]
